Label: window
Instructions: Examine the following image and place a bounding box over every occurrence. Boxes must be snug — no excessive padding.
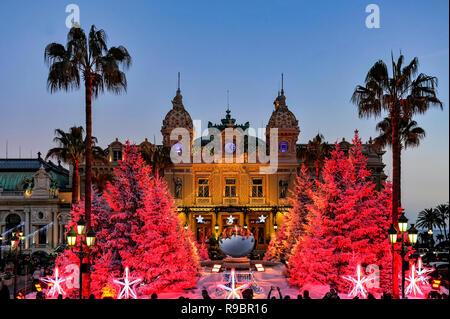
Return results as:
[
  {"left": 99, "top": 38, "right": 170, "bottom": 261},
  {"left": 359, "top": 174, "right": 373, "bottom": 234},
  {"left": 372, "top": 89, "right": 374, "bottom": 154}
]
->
[
  {"left": 279, "top": 180, "right": 288, "bottom": 199},
  {"left": 113, "top": 150, "right": 123, "bottom": 162},
  {"left": 224, "top": 179, "right": 236, "bottom": 197},
  {"left": 252, "top": 179, "right": 263, "bottom": 197},
  {"left": 198, "top": 179, "right": 209, "bottom": 197},
  {"left": 34, "top": 225, "right": 47, "bottom": 245}
]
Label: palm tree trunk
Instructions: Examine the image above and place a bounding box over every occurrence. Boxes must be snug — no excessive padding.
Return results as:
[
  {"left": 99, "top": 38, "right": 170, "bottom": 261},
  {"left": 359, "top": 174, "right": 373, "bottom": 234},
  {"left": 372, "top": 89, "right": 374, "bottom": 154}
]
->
[
  {"left": 84, "top": 74, "right": 93, "bottom": 299},
  {"left": 72, "top": 162, "right": 80, "bottom": 205},
  {"left": 84, "top": 75, "right": 93, "bottom": 227},
  {"left": 391, "top": 108, "right": 401, "bottom": 299}
]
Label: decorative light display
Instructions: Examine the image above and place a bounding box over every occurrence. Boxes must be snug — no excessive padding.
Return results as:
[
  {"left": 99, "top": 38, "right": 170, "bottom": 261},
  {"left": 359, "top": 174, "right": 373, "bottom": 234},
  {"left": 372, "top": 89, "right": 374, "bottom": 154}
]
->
[
  {"left": 226, "top": 215, "right": 235, "bottom": 224},
  {"left": 40, "top": 267, "right": 67, "bottom": 298},
  {"left": 415, "top": 257, "right": 434, "bottom": 286},
  {"left": 405, "top": 264, "right": 423, "bottom": 297},
  {"left": 216, "top": 268, "right": 251, "bottom": 299},
  {"left": 342, "top": 264, "right": 373, "bottom": 299},
  {"left": 101, "top": 284, "right": 117, "bottom": 299},
  {"left": 113, "top": 267, "right": 142, "bottom": 299},
  {"left": 196, "top": 215, "right": 205, "bottom": 224},
  {"left": 257, "top": 215, "right": 267, "bottom": 223}
]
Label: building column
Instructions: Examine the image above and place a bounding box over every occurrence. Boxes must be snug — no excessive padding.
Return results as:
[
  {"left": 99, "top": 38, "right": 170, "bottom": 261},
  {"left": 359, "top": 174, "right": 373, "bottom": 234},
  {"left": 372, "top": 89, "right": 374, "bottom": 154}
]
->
[
  {"left": 53, "top": 212, "right": 58, "bottom": 248},
  {"left": 24, "top": 210, "right": 30, "bottom": 250}
]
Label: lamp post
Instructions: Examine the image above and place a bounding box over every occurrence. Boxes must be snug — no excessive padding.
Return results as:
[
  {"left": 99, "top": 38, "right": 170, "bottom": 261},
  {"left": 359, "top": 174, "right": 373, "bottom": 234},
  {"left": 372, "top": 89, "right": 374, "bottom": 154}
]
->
[
  {"left": 66, "top": 217, "right": 96, "bottom": 299},
  {"left": 388, "top": 212, "right": 418, "bottom": 299},
  {"left": 11, "top": 230, "right": 24, "bottom": 298}
]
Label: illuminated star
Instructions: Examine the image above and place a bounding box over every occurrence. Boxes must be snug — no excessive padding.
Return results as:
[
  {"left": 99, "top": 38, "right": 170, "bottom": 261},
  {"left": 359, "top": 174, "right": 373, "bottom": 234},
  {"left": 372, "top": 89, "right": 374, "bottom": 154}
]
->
[
  {"left": 258, "top": 215, "right": 267, "bottom": 223},
  {"left": 196, "top": 215, "right": 204, "bottom": 224},
  {"left": 216, "top": 268, "right": 251, "bottom": 299},
  {"left": 415, "top": 257, "right": 434, "bottom": 286},
  {"left": 405, "top": 264, "right": 423, "bottom": 297},
  {"left": 227, "top": 215, "right": 235, "bottom": 224},
  {"left": 113, "top": 267, "right": 142, "bottom": 299},
  {"left": 40, "top": 267, "right": 66, "bottom": 298},
  {"left": 342, "top": 264, "right": 373, "bottom": 299}
]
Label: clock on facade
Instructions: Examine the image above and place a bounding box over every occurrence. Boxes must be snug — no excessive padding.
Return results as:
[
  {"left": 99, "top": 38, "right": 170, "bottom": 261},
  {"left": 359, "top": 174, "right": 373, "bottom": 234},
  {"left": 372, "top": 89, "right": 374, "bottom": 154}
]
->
[
  {"left": 225, "top": 142, "right": 236, "bottom": 154},
  {"left": 172, "top": 142, "right": 183, "bottom": 155}
]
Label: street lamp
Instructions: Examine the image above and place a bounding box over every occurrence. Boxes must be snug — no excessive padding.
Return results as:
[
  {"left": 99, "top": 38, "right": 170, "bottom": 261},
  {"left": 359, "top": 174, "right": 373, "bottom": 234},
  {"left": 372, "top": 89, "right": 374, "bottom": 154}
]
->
[
  {"left": 66, "top": 217, "right": 96, "bottom": 299},
  {"left": 387, "top": 212, "right": 417, "bottom": 299},
  {"left": 11, "top": 231, "right": 23, "bottom": 298}
]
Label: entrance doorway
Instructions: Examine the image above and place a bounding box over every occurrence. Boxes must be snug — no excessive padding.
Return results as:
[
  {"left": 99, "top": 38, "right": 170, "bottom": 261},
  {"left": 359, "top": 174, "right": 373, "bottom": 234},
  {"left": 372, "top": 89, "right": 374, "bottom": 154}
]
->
[
  {"left": 248, "top": 214, "right": 267, "bottom": 250},
  {"left": 194, "top": 214, "right": 212, "bottom": 244}
]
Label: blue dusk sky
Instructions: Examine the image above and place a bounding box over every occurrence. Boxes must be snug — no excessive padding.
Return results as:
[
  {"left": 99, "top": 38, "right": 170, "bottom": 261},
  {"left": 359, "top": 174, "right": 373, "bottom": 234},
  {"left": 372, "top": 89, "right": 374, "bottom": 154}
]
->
[{"left": 0, "top": 0, "right": 448, "bottom": 222}]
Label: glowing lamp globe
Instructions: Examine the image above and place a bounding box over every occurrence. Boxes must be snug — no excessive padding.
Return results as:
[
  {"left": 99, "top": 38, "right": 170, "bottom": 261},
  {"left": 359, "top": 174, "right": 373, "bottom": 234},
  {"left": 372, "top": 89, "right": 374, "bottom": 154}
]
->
[
  {"left": 67, "top": 228, "right": 77, "bottom": 247},
  {"left": 86, "top": 229, "right": 96, "bottom": 247},
  {"left": 388, "top": 224, "right": 398, "bottom": 244},
  {"left": 398, "top": 213, "right": 408, "bottom": 233},
  {"left": 218, "top": 226, "right": 255, "bottom": 258},
  {"left": 77, "top": 217, "right": 86, "bottom": 235},
  {"left": 408, "top": 224, "right": 418, "bottom": 245}
]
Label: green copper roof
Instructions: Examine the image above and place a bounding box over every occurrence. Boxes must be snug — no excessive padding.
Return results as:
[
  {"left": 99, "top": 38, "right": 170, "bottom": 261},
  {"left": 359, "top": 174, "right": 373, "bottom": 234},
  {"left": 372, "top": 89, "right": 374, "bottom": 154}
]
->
[
  {"left": 0, "top": 172, "right": 33, "bottom": 191},
  {"left": 0, "top": 158, "right": 69, "bottom": 191}
]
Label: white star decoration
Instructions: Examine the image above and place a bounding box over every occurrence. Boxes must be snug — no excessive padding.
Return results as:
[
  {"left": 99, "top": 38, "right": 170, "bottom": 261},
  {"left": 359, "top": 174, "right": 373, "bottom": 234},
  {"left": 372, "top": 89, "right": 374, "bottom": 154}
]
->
[
  {"left": 40, "top": 267, "right": 66, "bottom": 298},
  {"left": 196, "top": 215, "right": 204, "bottom": 224},
  {"left": 342, "top": 264, "right": 373, "bottom": 299},
  {"left": 113, "top": 267, "right": 142, "bottom": 299},
  {"left": 226, "top": 215, "right": 235, "bottom": 224},
  {"left": 216, "top": 268, "right": 251, "bottom": 299},
  {"left": 405, "top": 264, "right": 423, "bottom": 297},
  {"left": 415, "top": 257, "right": 434, "bottom": 286},
  {"left": 258, "top": 215, "right": 267, "bottom": 223}
]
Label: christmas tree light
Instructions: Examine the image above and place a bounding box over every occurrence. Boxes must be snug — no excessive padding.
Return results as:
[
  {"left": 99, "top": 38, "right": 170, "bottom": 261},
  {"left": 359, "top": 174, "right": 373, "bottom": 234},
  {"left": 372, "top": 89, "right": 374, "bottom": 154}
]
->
[
  {"left": 40, "top": 267, "right": 67, "bottom": 298},
  {"left": 216, "top": 268, "right": 251, "bottom": 299},
  {"left": 405, "top": 264, "right": 423, "bottom": 297},
  {"left": 113, "top": 267, "right": 142, "bottom": 299},
  {"left": 342, "top": 264, "right": 373, "bottom": 298}
]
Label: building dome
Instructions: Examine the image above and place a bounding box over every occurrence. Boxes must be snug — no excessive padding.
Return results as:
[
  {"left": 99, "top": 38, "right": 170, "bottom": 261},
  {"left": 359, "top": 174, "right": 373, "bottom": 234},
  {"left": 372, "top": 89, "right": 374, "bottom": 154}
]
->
[
  {"left": 266, "top": 91, "right": 299, "bottom": 130},
  {"left": 161, "top": 89, "right": 193, "bottom": 131}
]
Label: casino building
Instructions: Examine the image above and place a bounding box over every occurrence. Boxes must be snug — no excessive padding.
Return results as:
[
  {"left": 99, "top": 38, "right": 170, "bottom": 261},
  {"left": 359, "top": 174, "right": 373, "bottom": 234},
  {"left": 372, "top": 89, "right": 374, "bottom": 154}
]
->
[{"left": 78, "top": 83, "right": 387, "bottom": 255}]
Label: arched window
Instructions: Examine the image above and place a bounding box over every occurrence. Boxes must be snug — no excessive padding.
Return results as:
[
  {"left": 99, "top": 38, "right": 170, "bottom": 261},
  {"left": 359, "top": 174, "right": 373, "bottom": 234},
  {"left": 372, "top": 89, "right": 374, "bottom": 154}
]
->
[{"left": 5, "top": 213, "right": 21, "bottom": 241}]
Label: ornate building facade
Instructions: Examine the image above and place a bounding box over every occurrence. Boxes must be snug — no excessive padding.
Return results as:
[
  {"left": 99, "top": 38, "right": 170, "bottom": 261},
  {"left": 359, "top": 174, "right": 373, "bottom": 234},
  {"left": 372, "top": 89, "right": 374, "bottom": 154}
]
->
[
  {"left": 79, "top": 84, "right": 387, "bottom": 254},
  {"left": 0, "top": 154, "right": 72, "bottom": 258}
]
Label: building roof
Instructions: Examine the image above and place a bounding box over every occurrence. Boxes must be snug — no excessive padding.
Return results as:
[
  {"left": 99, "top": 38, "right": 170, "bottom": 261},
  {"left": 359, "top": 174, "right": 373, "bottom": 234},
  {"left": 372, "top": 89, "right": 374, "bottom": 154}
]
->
[{"left": 0, "top": 156, "right": 70, "bottom": 191}]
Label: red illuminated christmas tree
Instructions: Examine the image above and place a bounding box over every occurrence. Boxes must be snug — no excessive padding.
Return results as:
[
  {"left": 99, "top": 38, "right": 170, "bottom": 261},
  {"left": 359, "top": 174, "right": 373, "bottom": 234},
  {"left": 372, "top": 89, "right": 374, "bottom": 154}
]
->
[
  {"left": 54, "top": 189, "right": 112, "bottom": 297},
  {"left": 127, "top": 178, "right": 199, "bottom": 296},
  {"left": 288, "top": 131, "right": 392, "bottom": 293},
  {"left": 265, "top": 166, "right": 313, "bottom": 262}
]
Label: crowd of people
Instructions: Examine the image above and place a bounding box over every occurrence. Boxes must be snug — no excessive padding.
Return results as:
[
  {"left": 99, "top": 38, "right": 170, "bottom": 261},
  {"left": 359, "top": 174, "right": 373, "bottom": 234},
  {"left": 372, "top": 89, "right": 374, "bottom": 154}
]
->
[{"left": 1, "top": 279, "right": 448, "bottom": 299}]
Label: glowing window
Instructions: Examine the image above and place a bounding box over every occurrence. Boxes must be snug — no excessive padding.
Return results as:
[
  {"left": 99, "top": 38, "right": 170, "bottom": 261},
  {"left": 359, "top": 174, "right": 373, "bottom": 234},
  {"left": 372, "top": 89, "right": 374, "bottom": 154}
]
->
[{"left": 198, "top": 179, "right": 209, "bottom": 197}]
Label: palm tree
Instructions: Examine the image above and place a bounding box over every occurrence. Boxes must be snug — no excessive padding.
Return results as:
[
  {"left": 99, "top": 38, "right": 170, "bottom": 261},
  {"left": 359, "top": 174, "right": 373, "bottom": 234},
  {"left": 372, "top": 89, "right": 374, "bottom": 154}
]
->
[
  {"left": 374, "top": 117, "right": 426, "bottom": 192},
  {"left": 351, "top": 54, "right": 442, "bottom": 298},
  {"left": 417, "top": 208, "right": 439, "bottom": 234},
  {"left": 92, "top": 171, "right": 113, "bottom": 194},
  {"left": 352, "top": 54, "right": 442, "bottom": 225},
  {"left": 435, "top": 203, "right": 449, "bottom": 241},
  {"left": 299, "top": 133, "right": 331, "bottom": 180},
  {"left": 45, "top": 25, "right": 131, "bottom": 227},
  {"left": 436, "top": 234, "right": 445, "bottom": 243},
  {"left": 46, "top": 126, "right": 107, "bottom": 205},
  {"left": 140, "top": 144, "right": 172, "bottom": 178}
]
